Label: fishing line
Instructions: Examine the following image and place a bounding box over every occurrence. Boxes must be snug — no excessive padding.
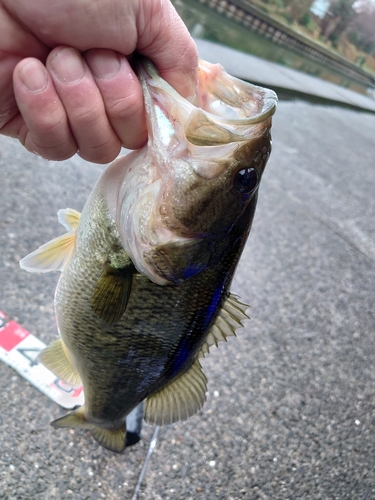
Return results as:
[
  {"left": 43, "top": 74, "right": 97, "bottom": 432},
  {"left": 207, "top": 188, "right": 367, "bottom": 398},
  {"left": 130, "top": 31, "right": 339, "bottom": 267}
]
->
[{"left": 131, "top": 426, "right": 160, "bottom": 500}]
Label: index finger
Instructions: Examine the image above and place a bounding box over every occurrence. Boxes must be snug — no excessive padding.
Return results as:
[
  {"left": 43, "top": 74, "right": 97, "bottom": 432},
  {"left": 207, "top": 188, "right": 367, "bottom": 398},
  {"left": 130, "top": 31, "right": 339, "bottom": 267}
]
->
[{"left": 136, "top": 0, "right": 198, "bottom": 98}]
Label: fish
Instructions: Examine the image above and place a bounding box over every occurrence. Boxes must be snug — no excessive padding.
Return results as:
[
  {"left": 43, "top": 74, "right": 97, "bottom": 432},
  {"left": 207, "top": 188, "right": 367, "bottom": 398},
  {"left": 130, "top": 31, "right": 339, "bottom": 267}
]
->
[{"left": 20, "top": 58, "right": 277, "bottom": 453}]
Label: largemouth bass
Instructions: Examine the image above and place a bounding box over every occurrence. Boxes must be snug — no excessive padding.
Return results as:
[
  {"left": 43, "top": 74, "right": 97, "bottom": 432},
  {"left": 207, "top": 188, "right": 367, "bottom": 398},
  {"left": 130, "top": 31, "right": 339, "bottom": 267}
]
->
[{"left": 20, "top": 59, "right": 277, "bottom": 453}]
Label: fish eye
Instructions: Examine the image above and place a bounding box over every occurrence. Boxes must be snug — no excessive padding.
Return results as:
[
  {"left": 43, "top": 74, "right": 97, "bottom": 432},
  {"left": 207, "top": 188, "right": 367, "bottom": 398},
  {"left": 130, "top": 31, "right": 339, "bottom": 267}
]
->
[{"left": 233, "top": 167, "right": 258, "bottom": 195}]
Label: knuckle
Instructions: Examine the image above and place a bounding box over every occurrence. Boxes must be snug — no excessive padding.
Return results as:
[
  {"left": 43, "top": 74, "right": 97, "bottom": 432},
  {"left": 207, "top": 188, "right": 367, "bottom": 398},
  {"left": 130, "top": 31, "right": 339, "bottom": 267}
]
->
[
  {"left": 33, "top": 139, "right": 78, "bottom": 161},
  {"left": 78, "top": 141, "right": 121, "bottom": 164},
  {"left": 106, "top": 91, "right": 143, "bottom": 121}
]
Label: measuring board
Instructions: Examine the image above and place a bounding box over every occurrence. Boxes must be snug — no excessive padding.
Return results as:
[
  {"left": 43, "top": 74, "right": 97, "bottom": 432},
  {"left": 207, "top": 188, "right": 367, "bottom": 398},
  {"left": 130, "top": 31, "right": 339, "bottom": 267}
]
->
[{"left": 0, "top": 310, "right": 84, "bottom": 409}]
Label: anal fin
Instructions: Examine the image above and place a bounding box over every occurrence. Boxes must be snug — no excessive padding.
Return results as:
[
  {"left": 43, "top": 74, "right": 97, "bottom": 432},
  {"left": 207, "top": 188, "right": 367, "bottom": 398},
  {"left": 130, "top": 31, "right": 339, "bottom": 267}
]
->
[
  {"left": 144, "top": 358, "right": 207, "bottom": 426},
  {"left": 39, "top": 337, "right": 81, "bottom": 387}
]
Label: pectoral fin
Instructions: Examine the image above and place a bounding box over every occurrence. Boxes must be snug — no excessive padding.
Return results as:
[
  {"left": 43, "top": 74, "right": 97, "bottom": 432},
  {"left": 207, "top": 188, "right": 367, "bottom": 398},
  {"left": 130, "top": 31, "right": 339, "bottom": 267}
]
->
[
  {"left": 39, "top": 337, "right": 81, "bottom": 387},
  {"left": 199, "top": 293, "right": 250, "bottom": 358},
  {"left": 144, "top": 358, "right": 207, "bottom": 425},
  {"left": 91, "top": 261, "right": 134, "bottom": 327},
  {"left": 52, "top": 407, "right": 127, "bottom": 453}
]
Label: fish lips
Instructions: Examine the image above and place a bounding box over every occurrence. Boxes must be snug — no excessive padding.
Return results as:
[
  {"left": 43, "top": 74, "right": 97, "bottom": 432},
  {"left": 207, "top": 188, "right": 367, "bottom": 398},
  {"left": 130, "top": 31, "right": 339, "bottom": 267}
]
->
[
  {"left": 138, "top": 57, "right": 277, "bottom": 152},
  {"left": 119, "top": 58, "right": 277, "bottom": 284}
]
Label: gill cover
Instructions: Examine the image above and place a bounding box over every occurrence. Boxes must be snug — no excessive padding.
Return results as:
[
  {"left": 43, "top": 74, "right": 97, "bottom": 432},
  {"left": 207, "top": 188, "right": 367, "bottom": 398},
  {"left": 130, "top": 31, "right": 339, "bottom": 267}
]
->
[{"left": 117, "top": 59, "right": 277, "bottom": 285}]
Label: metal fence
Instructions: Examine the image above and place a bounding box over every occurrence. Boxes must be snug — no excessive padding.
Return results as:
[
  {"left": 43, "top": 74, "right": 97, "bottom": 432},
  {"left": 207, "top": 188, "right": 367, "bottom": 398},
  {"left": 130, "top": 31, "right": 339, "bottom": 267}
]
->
[{"left": 197, "top": 0, "right": 375, "bottom": 89}]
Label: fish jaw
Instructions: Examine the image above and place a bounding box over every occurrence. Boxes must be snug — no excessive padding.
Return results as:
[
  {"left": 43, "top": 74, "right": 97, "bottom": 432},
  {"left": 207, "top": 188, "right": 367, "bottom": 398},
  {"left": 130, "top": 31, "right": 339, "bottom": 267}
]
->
[{"left": 113, "top": 59, "right": 276, "bottom": 285}]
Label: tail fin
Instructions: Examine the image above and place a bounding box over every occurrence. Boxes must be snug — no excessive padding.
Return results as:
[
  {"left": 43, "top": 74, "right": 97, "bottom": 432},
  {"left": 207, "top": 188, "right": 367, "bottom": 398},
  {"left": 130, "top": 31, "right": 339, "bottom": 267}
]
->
[
  {"left": 51, "top": 407, "right": 127, "bottom": 453},
  {"left": 51, "top": 406, "right": 92, "bottom": 429},
  {"left": 91, "top": 425, "right": 127, "bottom": 454}
]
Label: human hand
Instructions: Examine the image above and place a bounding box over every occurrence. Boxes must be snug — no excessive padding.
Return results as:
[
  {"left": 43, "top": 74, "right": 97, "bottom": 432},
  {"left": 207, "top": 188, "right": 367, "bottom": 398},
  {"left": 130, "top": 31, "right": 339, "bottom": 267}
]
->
[{"left": 0, "top": 0, "right": 197, "bottom": 163}]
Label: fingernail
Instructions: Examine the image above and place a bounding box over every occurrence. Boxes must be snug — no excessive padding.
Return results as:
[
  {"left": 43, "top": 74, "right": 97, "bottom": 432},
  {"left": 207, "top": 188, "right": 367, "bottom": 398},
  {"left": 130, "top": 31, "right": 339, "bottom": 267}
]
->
[
  {"left": 50, "top": 48, "right": 86, "bottom": 84},
  {"left": 87, "top": 52, "right": 121, "bottom": 79},
  {"left": 19, "top": 61, "right": 48, "bottom": 93}
]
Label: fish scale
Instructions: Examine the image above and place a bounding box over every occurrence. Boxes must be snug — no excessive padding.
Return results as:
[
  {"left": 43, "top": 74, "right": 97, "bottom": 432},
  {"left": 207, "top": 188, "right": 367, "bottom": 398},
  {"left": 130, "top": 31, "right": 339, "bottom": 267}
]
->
[{"left": 20, "top": 58, "right": 277, "bottom": 453}]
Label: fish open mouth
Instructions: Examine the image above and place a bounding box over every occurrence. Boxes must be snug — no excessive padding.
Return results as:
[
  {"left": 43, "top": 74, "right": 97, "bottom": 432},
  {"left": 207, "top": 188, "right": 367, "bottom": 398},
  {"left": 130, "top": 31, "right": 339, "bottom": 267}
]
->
[
  {"left": 116, "top": 58, "right": 277, "bottom": 285},
  {"left": 138, "top": 57, "right": 277, "bottom": 147},
  {"left": 192, "top": 59, "right": 277, "bottom": 123}
]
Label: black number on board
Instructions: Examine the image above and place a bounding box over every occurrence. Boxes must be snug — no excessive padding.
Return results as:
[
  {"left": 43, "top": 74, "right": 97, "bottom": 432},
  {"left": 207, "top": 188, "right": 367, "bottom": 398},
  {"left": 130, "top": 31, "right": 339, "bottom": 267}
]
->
[
  {"left": 16, "top": 347, "right": 42, "bottom": 367},
  {"left": 53, "top": 379, "right": 74, "bottom": 393}
]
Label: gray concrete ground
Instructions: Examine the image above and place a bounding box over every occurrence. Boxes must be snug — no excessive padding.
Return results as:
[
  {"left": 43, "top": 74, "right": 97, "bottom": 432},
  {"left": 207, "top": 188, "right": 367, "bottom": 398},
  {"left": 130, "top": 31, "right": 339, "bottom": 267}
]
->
[
  {"left": 0, "top": 43, "right": 375, "bottom": 499},
  {"left": 196, "top": 39, "right": 375, "bottom": 113}
]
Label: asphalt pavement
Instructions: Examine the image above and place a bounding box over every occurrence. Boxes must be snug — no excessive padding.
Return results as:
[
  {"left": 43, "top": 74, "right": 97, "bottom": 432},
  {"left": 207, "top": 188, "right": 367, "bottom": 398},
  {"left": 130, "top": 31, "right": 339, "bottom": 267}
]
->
[
  {"left": 0, "top": 42, "right": 375, "bottom": 499},
  {"left": 196, "top": 39, "right": 375, "bottom": 113}
]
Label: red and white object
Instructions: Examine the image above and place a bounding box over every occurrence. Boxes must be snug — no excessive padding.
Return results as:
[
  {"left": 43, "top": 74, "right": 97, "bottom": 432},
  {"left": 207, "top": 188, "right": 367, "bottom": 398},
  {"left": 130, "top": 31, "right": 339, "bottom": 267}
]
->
[{"left": 0, "top": 310, "right": 84, "bottom": 409}]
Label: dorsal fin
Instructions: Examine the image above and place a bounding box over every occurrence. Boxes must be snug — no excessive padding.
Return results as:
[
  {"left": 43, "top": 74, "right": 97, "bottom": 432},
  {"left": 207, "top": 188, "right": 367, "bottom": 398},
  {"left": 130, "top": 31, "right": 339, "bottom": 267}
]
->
[
  {"left": 144, "top": 358, "right": 207, "bottom": 425},
  {"left": 19, "top": 208, "right": 81, "bottom": 273},
  {"left": 199, "top": 293, "right": 250, "bottom": 358}
]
